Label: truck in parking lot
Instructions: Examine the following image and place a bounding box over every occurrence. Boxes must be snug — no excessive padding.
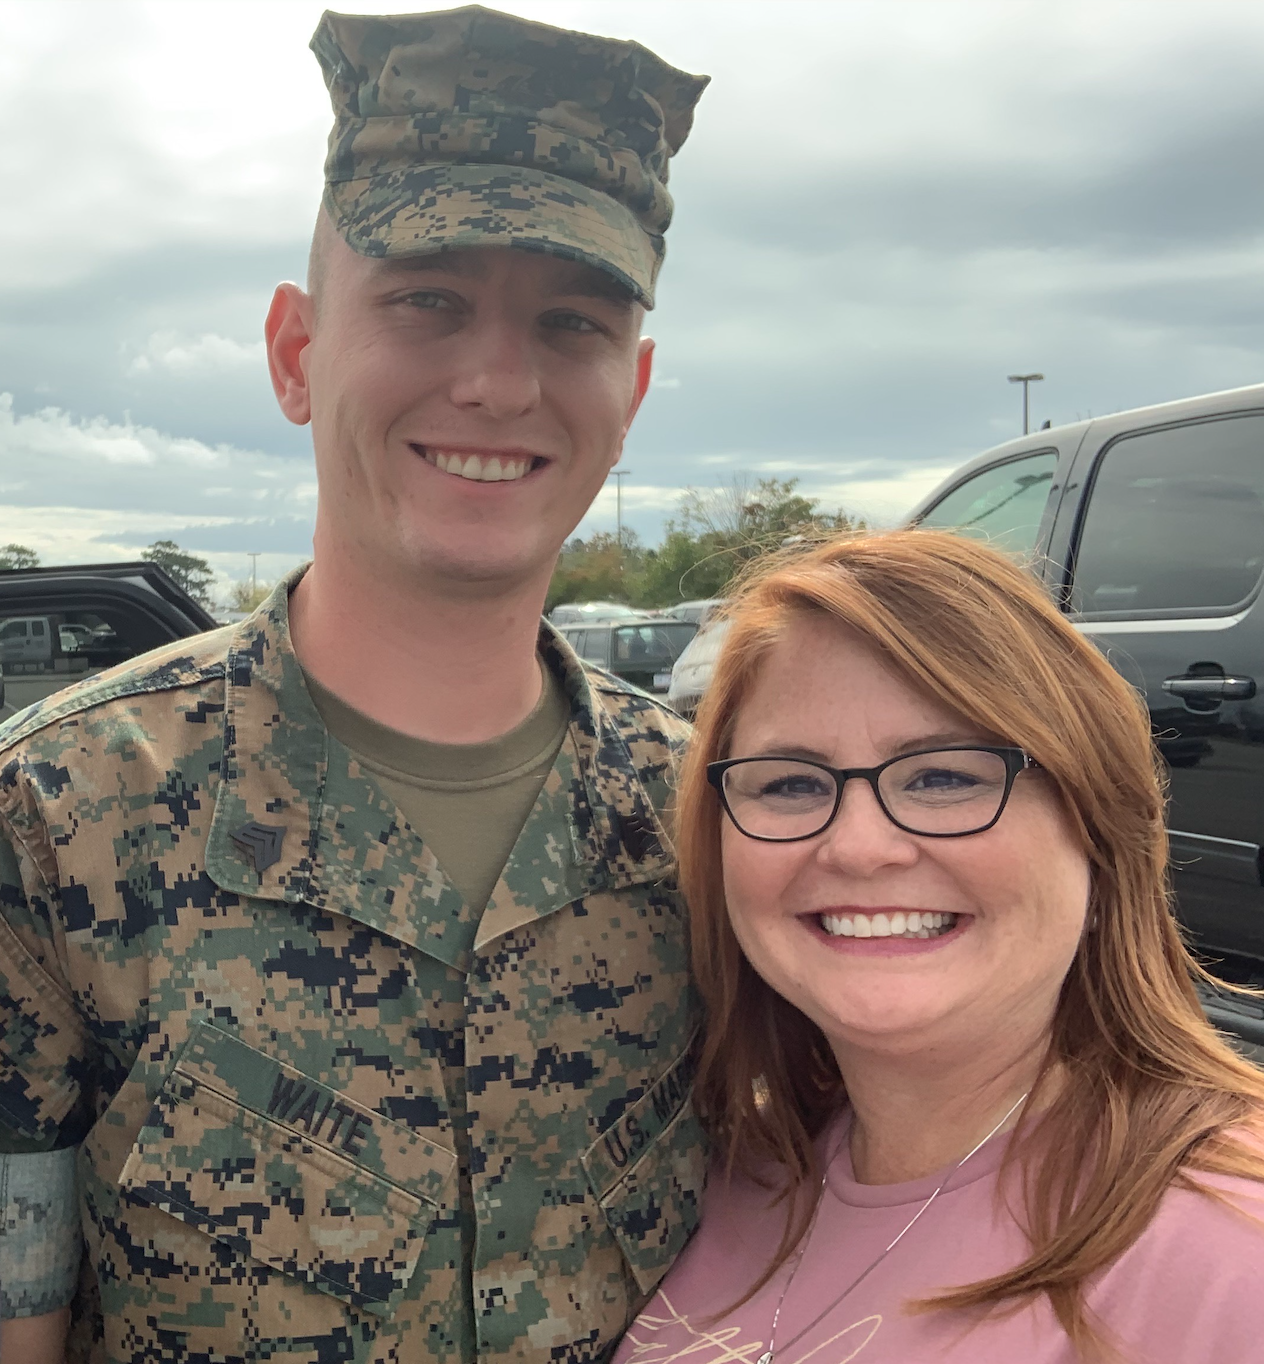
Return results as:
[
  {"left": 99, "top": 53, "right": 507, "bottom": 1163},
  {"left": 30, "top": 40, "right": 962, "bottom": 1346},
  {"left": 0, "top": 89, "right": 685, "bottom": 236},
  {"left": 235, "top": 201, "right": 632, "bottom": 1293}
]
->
[
  {"left": 0, "top": 561, "right": 218, "bottom": 720},
  {"left": 909, "top": 382, "right": 1264, "bottom": 999},
  {"left": 666, "top": 382, "right": 1264, "bottom": 1033}
]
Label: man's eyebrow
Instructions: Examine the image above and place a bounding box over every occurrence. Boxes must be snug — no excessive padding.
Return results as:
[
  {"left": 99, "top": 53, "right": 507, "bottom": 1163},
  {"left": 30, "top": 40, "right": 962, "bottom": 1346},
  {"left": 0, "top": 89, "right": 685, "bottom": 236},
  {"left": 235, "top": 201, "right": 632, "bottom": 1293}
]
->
[
  {"left": 366, "top": 251, "right": 637, "bottom": 309},
  {"left": 553, "top": 268, "right": 637, "bottom": 307}
]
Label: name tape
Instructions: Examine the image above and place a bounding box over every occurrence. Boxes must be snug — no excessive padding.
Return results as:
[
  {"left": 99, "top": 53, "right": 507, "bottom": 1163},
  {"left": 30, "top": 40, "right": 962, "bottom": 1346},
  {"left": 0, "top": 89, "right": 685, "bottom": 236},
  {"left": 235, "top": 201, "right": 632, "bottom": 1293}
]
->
[{"left": 264, "top": 1073, "right": 375, "bottom": 1159}]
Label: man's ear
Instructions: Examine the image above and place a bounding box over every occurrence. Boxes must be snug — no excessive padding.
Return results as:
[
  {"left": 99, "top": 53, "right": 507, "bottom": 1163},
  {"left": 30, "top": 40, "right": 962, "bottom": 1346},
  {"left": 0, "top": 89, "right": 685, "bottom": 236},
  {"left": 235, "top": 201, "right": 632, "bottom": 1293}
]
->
[
  {"left": 621, "top": 337, "right": 655, "bottom": 439},
  {"left": 265, "top": 283, "right": 315, "bottom": 427}
]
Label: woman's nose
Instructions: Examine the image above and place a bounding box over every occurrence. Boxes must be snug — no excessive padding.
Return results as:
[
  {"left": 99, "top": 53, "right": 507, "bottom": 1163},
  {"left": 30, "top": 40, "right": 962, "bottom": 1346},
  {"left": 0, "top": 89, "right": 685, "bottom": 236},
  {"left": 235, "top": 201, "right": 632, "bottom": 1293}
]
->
[{"left": 815, "top": 777, "right": 920, "bottom": 873}]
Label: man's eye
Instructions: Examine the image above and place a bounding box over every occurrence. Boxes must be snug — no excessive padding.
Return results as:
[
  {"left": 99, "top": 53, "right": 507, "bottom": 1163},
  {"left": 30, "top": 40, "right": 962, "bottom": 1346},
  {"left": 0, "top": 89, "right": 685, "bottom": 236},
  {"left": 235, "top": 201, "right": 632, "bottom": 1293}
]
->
[
  {"left": 545, "top": 311, "right": 600, "bottom": 334},
  {"left": 402, "top": 291, "right": 453, "bottom": 310}
]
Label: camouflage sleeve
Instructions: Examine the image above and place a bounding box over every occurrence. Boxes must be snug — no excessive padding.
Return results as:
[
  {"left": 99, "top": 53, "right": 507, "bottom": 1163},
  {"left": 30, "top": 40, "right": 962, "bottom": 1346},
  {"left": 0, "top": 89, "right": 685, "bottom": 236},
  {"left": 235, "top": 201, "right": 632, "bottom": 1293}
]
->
[
  {"left": 0, "top": 1148, "right": 80, "bottom": 1317},
  {"left": 0, "top": 823, "right": 94, "bottom": 1150}
]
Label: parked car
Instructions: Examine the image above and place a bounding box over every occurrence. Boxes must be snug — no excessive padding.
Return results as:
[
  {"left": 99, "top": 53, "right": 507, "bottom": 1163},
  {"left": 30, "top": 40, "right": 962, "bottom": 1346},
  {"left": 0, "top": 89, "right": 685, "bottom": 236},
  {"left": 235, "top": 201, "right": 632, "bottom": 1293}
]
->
[
  {"left": 667, "top": 617, "right": 731, "bottom": 718},
  {"left": 0, "top": 562, "right": 217, "bottom": 719},
  {"left": 909, "top": 381, "right": 1264, "bottom": 972},
  {"left": 661, "top": 383, "right": 1264, "bottom": 983},
  {"left": 548, "top": 601, "right": 651, "bottom": 626},
  {"left": 0, "top": 616, "right": 55, "bottom": 669},
  {"left": 556, "top": 619, "right": 698, "bottom": 694},
  {"left": 662, "top": 597, "right": 727, "bottom": 626},
  {"left": 58, "top": 622, "right": 93, "bottom": 652}
]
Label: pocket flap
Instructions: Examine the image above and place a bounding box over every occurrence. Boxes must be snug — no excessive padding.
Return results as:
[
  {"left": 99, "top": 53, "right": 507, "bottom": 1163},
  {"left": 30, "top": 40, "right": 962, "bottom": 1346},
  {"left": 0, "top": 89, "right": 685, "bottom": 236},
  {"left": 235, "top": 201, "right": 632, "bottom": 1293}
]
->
[
  {"left": 120, "top": 1022, "right": 457, "bottom": 1319},
  {"left": 582, "top": 1045, "right": 706, "bottom": 1295}
]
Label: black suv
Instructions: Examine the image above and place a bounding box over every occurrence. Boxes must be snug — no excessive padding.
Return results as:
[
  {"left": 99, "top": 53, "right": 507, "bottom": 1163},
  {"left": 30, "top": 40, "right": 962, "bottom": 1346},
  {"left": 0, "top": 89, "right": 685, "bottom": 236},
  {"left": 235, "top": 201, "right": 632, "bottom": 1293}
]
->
[
  {"left": 0, "top": 562, "right": 218, "bottom": 720},
  {"left": 556, "top": 619, "right": 699, "bottom": 695},
  {"left": 911, "top": 383, "right": 1264, "bottom": 1024}
]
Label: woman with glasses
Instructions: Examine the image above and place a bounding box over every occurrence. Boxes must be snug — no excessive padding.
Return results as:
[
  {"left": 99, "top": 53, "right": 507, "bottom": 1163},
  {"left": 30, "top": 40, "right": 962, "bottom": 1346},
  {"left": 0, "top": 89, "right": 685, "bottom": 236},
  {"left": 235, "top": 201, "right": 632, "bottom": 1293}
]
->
[{"left": 615, "top": 530, "right": 1264, "bottom": 1364}]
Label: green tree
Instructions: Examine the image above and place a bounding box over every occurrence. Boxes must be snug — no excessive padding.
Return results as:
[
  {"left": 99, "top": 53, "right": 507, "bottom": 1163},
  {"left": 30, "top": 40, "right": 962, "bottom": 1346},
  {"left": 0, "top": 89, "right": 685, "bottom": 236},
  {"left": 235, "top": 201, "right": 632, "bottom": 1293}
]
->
[
  {"left": 632, "top": 477, "right": 864, "bottom": 607},
  {"left": 0, "top": 543, "right": 39, "bottom": 570},
  {"left": 546, "top": 531, "right": 644, "bottom": 612},
  {"left": 142, "top": 540, "right": 216, "bottom": 608},
  {"left": 546, "top": 478, "right": 865, "bottom": 613},
  {"left": 226, "top": 579, "right": 272, "bottom": 614}
]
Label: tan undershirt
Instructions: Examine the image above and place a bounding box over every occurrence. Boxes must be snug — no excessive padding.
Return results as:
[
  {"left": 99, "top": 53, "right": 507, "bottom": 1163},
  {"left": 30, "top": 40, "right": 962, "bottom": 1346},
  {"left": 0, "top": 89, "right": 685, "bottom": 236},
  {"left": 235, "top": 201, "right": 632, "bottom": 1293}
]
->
[{"left": 304, "top": 662, "right": 570, "bottom": 916}]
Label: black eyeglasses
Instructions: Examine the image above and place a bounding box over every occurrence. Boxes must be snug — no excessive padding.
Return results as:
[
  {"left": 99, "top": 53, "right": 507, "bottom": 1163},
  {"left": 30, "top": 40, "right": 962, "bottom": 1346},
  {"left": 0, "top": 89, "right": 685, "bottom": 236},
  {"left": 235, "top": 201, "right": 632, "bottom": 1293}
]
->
[{"left": 707, "top": 746, "right": 1040, "bottom": 842}]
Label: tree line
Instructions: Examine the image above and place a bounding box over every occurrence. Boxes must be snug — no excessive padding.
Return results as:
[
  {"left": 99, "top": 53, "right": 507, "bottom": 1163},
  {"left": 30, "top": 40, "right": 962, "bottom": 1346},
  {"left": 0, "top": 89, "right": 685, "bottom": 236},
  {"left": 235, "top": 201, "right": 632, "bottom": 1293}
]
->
[
  {"left": 546, "top": 477, "right": 864, "bottom": 612},
  {"left": 0, "top": 477, "right": 863, "bottom": 618}
]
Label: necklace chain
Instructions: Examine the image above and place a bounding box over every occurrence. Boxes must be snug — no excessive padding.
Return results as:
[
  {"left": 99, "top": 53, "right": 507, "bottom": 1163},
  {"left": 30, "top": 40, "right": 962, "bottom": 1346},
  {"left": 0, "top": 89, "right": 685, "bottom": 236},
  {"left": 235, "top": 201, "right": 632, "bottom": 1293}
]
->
[{"left": 755, "top": 1091, "right": 1029, "bottom": 1364}]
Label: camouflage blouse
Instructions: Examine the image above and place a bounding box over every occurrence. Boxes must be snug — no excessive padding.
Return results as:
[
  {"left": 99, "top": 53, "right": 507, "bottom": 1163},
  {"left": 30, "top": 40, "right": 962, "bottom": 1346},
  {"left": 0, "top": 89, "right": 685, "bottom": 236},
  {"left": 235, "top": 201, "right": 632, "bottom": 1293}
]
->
[{"left": 0, "top": 580, "right": 703, "bottom": 1364}]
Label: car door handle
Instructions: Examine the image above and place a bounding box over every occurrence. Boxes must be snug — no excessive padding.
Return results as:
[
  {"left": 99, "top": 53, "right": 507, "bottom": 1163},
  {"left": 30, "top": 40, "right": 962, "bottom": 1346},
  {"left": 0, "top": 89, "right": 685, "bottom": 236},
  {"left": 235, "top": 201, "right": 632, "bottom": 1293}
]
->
[{"left": 1162, "top": 674, "right": 1256, "bottom": 700}]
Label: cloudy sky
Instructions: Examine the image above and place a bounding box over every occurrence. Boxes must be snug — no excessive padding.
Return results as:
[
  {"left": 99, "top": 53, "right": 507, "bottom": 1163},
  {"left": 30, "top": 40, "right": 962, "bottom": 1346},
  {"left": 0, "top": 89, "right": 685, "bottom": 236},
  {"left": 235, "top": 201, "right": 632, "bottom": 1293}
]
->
[{"left": 3, "top": 0, "right": 1264, "bottom": 596}]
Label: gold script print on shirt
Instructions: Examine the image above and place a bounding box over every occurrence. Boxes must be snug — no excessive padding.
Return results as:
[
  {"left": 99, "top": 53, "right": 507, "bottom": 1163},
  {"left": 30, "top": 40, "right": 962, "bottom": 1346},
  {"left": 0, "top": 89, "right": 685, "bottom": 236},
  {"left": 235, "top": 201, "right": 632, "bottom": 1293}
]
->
[{"left": 621, "top": 1292, "right": 883, "bottom": 1364}]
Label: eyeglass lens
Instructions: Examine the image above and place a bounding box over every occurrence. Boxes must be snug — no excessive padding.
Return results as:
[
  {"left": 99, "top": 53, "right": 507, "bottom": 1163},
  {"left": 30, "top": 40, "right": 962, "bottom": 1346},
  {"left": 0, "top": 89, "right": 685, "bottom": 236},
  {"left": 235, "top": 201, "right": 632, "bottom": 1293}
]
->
[{"left": 720, "top": 749, "right": 1013, "bottom": 840}]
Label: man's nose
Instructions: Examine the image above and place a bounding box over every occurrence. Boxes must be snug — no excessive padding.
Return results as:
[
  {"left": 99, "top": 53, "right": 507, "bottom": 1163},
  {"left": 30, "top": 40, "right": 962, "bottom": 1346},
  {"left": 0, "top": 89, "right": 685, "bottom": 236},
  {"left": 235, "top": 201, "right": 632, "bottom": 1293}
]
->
[
  {"left": 446, "top": 317, "right": 542, "bottom": 419},
  {"left": 815, "top": 777, "right": 920, "bottom": 874}
]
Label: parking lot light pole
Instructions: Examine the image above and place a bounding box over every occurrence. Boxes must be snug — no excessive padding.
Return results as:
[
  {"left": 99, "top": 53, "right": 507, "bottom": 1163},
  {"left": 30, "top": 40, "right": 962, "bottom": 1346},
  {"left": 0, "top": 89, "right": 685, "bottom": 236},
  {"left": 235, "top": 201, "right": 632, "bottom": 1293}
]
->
[{"left": 1007, "top": 373, "right": 1044, "bottom": 435}]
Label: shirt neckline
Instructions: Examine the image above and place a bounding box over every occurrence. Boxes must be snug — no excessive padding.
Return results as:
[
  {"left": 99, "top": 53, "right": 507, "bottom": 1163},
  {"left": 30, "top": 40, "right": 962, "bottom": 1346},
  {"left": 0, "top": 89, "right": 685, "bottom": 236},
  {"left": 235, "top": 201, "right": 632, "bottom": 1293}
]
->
[{"left": 823, "top": 1108, "right": 1014, "bottom": 1209}]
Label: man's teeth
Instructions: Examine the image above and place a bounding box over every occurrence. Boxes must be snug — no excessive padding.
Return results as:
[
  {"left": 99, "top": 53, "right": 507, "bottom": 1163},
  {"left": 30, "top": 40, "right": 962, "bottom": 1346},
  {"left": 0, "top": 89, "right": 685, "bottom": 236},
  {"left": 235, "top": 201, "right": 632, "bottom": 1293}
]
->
[
  {"left": 818, "top": 910, "right": 959, "bottom": 940},
  {"left": 424, "top": 449, "right": 532, "bottom": 482}
]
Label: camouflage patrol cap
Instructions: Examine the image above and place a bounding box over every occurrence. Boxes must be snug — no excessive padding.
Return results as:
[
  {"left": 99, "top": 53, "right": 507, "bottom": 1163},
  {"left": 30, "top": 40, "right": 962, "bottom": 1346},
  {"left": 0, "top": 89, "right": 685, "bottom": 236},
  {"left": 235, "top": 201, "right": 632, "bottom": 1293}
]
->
[{"left": 310, "top": 7, "right": 710, "bottom": 307}]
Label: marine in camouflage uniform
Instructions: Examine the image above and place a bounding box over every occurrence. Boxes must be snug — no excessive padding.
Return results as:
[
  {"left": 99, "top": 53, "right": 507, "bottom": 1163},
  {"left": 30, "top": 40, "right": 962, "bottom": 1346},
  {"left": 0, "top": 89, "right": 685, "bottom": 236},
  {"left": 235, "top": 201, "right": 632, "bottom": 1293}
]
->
[{"left": 0, "top": 7, "right": 709, "bottom": 1361}]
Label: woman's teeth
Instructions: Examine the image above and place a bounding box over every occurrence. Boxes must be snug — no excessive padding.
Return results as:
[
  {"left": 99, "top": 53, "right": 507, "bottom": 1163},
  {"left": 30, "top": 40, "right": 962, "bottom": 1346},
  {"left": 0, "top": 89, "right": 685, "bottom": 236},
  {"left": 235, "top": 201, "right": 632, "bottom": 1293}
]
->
[
  {"left": 819, "top": 910, "right": 958, "bottom": 940},
  {"left": 424, "top": 449, "right": 532, "bottom": 482}
]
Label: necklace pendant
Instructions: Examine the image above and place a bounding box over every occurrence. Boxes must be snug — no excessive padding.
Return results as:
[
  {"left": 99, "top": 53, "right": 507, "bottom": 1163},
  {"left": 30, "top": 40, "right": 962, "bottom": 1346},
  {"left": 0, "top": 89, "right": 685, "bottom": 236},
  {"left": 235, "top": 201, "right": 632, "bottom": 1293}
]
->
[{"left": 758, "top": 1353, "right": 774, "bottom": 1364}]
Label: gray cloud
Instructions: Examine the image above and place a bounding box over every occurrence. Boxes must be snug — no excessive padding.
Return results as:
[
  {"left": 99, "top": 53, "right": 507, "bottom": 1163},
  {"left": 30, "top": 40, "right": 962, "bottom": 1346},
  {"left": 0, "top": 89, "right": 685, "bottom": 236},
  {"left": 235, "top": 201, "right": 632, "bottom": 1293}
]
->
[{"left": 3, "top": 0, "right": 1264, "bottom": 558}]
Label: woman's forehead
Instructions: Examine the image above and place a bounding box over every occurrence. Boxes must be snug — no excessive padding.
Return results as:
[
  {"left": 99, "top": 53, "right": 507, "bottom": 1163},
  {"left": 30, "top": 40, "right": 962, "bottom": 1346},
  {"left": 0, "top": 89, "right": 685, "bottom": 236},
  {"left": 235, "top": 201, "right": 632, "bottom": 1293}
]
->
[{"left": 729, "top": 618, "right": 984, "bottom": 754}]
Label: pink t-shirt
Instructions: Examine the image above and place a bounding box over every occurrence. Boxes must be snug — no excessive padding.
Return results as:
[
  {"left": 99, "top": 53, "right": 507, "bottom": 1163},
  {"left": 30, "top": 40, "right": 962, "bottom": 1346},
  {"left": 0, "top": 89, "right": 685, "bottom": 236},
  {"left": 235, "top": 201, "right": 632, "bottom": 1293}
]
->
[{"left": 614, "top": 1114, "right": 1264, "bottom": 1364}]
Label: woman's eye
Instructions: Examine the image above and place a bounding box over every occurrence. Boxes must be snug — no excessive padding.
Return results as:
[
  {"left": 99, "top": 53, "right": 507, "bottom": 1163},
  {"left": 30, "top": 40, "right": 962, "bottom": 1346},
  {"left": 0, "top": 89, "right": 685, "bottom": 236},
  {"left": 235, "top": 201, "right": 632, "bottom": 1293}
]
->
[
  {"left": 759, "top": 777, "right": 829, "bottom": 799},
  {"left": 906, "top": 767, "right": 977, "bottom": 791}
]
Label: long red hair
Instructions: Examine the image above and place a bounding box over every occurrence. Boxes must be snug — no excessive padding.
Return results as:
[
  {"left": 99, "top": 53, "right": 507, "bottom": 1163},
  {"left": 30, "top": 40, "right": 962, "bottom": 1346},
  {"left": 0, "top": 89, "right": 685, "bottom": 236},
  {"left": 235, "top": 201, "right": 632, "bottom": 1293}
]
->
[{"left": 677, "top": 529, "right": 1264, "bottom": 1355}]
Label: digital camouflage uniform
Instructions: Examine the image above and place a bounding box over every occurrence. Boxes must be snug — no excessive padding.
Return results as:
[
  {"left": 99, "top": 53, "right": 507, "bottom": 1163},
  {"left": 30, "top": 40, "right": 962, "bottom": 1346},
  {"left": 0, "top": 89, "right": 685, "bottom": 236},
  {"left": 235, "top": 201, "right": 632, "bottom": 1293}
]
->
[
  {"left": 0, "top": 9, "right": 710, "bottom": 1358},
  {"left": 0, "top": 580, "right": 703, "bottom": 1362}
]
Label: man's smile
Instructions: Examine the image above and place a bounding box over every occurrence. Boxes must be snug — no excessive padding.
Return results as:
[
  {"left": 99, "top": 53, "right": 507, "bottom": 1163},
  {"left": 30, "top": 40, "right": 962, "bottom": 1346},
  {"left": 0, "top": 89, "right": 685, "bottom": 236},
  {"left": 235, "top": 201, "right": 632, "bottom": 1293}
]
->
[{"left": 412, "top": 444, "right": 550, "bottom": 484}]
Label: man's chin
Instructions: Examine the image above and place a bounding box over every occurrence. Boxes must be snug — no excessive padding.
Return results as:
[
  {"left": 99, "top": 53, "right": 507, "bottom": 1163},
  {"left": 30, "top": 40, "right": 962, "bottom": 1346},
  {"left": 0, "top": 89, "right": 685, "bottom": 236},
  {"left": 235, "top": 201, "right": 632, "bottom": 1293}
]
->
[{"left": 395, "top": 538, "right": 557, "bottom": 599}]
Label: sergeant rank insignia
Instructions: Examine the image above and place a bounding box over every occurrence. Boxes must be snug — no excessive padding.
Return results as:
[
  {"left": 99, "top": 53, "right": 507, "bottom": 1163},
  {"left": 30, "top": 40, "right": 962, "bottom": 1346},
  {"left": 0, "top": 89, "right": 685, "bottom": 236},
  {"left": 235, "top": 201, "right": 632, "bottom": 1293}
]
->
[{"left": 230, "top": 821, "right": 286, "bottom": 873}]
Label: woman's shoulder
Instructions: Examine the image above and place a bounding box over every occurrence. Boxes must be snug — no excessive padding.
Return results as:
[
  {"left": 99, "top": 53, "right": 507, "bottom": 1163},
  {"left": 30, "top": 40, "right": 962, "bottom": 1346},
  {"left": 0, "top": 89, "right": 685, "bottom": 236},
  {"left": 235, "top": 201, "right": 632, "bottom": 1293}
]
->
[{"left": 1092, "top": 1135, "right": 1264, "bottom": 1356}]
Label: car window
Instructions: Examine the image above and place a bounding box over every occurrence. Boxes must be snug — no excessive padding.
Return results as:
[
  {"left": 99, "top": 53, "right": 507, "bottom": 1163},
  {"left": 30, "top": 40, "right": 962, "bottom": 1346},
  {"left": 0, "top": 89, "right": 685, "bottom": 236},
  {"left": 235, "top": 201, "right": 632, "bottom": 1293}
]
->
[
  {"left": 578, "top": 630, "right": 609, "bottom": 664},
  {"left": 1072, "top": 413, "right": 1264, "bottom": 617},
  {"left": 917, "top": 451, "right": 1057, "bottom": 556},
  {"left": 612, "top": 623, "right": 697, "bottom": 665},
  {"left": 1, "top": 607, "right": 162, "bottom": 673}
]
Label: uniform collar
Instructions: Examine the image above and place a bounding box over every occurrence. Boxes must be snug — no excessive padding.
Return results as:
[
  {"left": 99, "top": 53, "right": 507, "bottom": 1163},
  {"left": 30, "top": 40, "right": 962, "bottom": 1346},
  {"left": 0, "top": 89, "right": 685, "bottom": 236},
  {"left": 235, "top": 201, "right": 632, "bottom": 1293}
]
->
[{"left": 205, "top": 572, "right": 674, "bottom": 965}]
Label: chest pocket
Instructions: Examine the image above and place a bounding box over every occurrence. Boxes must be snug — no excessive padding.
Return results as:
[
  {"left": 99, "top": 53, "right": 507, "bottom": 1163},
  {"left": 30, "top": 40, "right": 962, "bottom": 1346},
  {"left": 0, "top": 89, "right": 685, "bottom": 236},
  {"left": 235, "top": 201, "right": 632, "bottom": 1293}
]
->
[
  {"left": 118, "top": 1021, "right": 457, "bottom": 1320},
  {"left": 581, "top": 1044, "right": 707, "bottom": 1295}
]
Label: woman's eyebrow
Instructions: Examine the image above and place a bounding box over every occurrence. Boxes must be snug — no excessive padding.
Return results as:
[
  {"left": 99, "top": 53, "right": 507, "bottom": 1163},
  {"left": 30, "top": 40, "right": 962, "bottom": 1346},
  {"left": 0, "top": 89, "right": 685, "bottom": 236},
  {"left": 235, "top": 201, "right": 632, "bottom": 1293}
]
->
[
  {"left": 889, "top": 729, "right": 993, "bottom": 755},
  {"left": 734, "top": 731, "right": 992, "bottom": 764}
]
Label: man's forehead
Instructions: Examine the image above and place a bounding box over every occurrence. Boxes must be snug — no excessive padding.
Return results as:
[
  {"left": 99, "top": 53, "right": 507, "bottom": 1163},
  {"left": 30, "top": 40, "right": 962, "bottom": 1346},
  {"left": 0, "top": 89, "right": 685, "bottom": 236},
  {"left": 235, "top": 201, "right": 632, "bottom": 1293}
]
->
[{"left": 366, "top": 248, "right": 636, "bottom": 307}]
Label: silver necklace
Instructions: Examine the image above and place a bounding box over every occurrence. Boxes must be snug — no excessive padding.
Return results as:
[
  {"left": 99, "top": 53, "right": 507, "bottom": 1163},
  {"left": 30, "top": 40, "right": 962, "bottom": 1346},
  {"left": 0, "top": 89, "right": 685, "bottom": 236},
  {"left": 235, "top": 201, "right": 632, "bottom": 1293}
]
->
[{"left": 755, "top": 1091, "right": 1029, "bottom": 1364}]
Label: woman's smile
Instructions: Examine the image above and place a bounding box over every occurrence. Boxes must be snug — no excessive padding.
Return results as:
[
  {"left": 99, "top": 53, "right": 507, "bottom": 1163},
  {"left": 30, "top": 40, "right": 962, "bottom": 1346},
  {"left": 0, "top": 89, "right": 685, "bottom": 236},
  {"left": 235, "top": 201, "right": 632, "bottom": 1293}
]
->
[{"left": 806, "top": 907, "right": 971, "bottom": 954}]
